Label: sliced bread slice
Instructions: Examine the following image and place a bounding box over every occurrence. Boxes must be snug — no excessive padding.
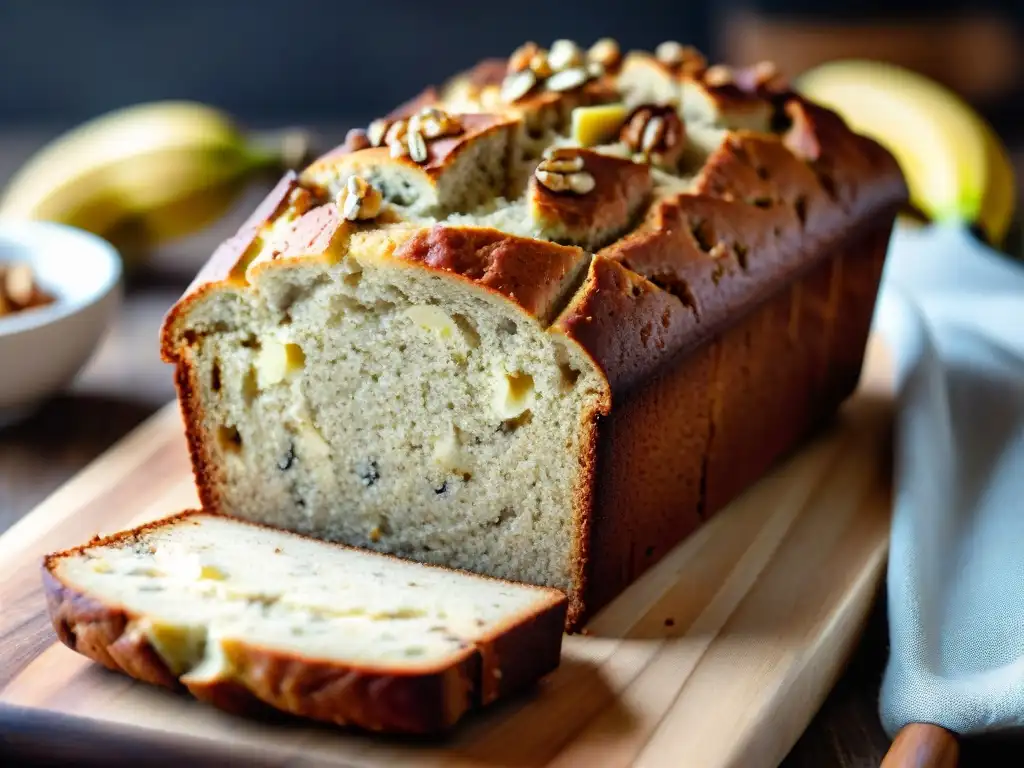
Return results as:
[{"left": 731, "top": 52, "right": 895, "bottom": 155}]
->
[{"left": 42, "top": 511, "right": 567, "bottom": 734}]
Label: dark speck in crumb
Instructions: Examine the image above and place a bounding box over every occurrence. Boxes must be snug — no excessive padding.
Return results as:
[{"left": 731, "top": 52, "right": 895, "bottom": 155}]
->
[
  {"left": 358, "top": 460, "right": 380, "bottom": 487},
  {"left": 274, "top": 547, "right": 282, "bottom": 554},
  {"left": 278, "top": 444, "right": 296, "bottom": 471},
  {"left": 475, "top": 618, "right": 486, "bottom": 627},
  {"left": 434, "top": 481, "right": 448, "bottom": 495},
  {"left": 664, "top": 618, "right": 675, "bottom": 627}
]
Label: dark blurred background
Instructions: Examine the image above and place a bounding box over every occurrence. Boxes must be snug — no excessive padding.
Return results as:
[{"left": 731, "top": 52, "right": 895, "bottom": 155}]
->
[
  {"left": 0, "top": 1, "right": 1020, "bottom": 131},
  {"left": 3, "top": 1, "right": 715, "bottom": 126}
]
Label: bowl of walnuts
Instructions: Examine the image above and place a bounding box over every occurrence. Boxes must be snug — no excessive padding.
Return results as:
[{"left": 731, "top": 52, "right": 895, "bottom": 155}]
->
[{"left": 0, "top": 221, "right": 121, "bottom": 427}]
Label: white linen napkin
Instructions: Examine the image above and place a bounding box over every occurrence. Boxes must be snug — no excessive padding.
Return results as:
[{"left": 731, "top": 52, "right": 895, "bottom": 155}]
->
[{"left": 875, "top": 224, "right": 1024, "bottom": 736}]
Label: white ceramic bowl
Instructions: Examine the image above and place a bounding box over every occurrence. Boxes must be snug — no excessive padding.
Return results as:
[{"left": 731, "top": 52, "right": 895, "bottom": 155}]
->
[{"left": 0, "top": 222, "right": 122, "bottom": 426}]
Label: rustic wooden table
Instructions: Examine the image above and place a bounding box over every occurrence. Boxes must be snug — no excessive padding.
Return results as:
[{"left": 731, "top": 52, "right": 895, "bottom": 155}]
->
[{"left": 0, "top": 129, "right": 1021, "bottom": 767}]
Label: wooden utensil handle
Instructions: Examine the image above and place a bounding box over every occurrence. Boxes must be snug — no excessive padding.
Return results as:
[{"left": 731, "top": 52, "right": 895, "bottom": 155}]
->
[{"left": 881, "top": 723, "right": 959, "bottom": 768}]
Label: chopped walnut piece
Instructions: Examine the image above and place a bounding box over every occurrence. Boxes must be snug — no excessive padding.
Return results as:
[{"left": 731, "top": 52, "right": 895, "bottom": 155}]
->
[
  {"left": 5, "top": 264, "right": 35, "bottom": 306},
  {"left": 548, "top": 39, "right": 584, "bottom": 72},
  {"left": 389, "top": 140, "right": 409, "bottom": 159},
  {"left": 410, "top": 107, "right": 463, "bottom": 140},
  {"left": 703, "top": 64, "right": 734, "bottom": 88},
  {"left": 0, "top": 262, "right": 55, "bottom": 318},
  {"left": 335, "top": 176, "right": 383, "bottom": 221},
  {"left": 654, "top": 41, "right": 706, "bottom": 74},
  {"left": 540, "top": 150, "right": 585, "bottom": 175},
  {"left": 535, "top": 148, "right": 596, "bottom": 195},
  {"left": 655, "top": 41, "right": 686, "bottom": 67},
  {"left": 367, "top": 118, "right": 390, "bottom": 147},
  {"left": 500, "top": 69, "right": 539, "bottom": 103},
  {"left": 286, "top": 186, "right": 316, "bottom": 217},
  {"left": 704, "top": 61, "right": 788, "bottom": 94},
  {"left": 545, "top": 67, "right": 590, "bottom": 93},
  {"left": 508, "top": 41, "right": 542, "bottom": 74},
  {"left": 407, "top": 127, "right": 429, "bottom": 163},
  {"left": 345, "top": 128, "right": 371, "bottom": 152},
  {"left": 373, "top": 108, "right": 459, "bottom": 163},
  {"left": 620, "top": 105, "right": 686, "bottom": 169},
  {"left": 384, "top": 119, "right": 409, "bottom": 147},
  {"left": 587, "top": 38, "right": 621, "bottom": 70},
  {"left": 735, "top": 61, "right": 788, "bottom": 94},
  {"left": 383, "top": 119, "right": 413, "bottom": 160},
  {"left": 783, "top": 101, "right": 822, "bottom": 161},
  {"left": 528, "top": 50, "right": 554, "bottom": 79}
]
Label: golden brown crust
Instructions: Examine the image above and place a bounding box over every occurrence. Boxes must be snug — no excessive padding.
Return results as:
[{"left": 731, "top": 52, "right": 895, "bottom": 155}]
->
[
  {"left": 782, "top": 99, "right": 908, "bottom": 218},
  {"left": 174, "top": 352, "right": 224, "bottom": 517},
  {"left": 565, "top": 404, "right": 601, "bottom": 632},
  {"left": 185, "top": 641, "right": 478, "bottom": 733},
  {"left": 43, "top": 568, "right": 180, "bottom": 690},
  {"left": 615, "top": 53, "right": 684, "bottom": 102},
  {"left": 302, "top": 113, "right": 514, "bottom": 184},
  {"left": 159, "top": 172, "right": 303, "bottom": 364},
  {"left": 41, "top": 511, "right": 568, "bottom": 734},
  {"left": 474, "top": 593, "right": 566, "bottom": 705},
  {"left": 552, "top": 257, "right": 698, "bottom": 395},
  {"left": 529, "top": 149, "right": 651, "bottom": 249},
  {"left": 680, "top": 77, "right": 773, "bottom": 127},
  {"left": 190, "top": 172, "right": 301, "bottom": 290},
  {"left": 577, "top": 215, "right": 894, "bottom": 625},
  {"left": 245, "top": 202, "right": 352, "bottom": 280},
  {"left": 392, "top": 225, "right": 588, "bottom": 324},
  {"left": 582, "top": 95, "right": 906, "bottom": 398}
]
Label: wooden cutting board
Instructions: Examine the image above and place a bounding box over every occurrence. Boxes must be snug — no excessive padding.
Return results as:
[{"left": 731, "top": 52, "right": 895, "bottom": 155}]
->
[{"left": 0, "top": 340, "right": 893, "bottom": 768}]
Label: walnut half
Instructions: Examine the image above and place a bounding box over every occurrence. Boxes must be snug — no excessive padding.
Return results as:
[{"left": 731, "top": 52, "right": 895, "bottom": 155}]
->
[
  {"left": 620, "top": 105, "right": 687, "bottom": 170},
  {"left": 365, "top": 108, "right": 462, "bottom": 165},
  {"left": 534, "top": 148, "right": 596, "bottom": 195}
]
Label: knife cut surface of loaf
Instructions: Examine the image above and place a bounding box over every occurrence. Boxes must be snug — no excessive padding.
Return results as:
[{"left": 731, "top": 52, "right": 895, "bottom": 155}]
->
[
  {"left": 161, "top": 39, "right": 908, "bottom": 630},
  {"left": 43, "top": 511, "right": 567, "bottom": 733}
]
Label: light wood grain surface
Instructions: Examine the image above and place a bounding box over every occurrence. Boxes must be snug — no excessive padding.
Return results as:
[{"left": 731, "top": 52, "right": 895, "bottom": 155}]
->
[
  {"left": 2, "top": 131, "right": 1022, "bottom": 766},
  {"left": 0, "top": 340, "right": 895, "bottom": 768}
]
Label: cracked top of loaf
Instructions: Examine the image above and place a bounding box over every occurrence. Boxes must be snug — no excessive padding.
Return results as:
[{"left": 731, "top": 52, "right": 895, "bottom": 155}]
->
[{"left": 162, "top": 38, "right": 907, "bottom": 396}]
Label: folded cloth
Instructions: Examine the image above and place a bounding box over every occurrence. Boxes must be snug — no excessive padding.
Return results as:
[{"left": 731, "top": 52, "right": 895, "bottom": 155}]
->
[{"left": 876, "top": 224, "right": 1024, "bottom": 737}]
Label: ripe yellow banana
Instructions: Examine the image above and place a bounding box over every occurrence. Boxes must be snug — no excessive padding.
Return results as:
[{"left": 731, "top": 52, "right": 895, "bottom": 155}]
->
[
  {"left": 0, "top": 101, "right": 298, "bottom": 264},
  {"left": 797, "top": 60, "right": 1016, "bottom": 247}
]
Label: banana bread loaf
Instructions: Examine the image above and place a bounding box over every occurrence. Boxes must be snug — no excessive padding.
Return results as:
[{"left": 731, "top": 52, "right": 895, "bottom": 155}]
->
[{"left": 161, "top": 39, "right": 907, "bottom": 631}]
